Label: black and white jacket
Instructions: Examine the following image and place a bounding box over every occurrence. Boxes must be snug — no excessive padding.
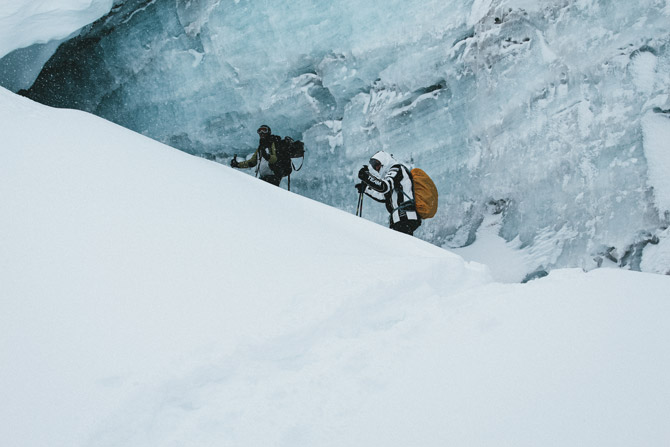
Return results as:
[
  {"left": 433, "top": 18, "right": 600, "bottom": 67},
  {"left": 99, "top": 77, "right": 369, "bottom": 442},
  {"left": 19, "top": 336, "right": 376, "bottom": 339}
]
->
[{"left": 363, "top": 163, "right": 420, "bottom": 225}]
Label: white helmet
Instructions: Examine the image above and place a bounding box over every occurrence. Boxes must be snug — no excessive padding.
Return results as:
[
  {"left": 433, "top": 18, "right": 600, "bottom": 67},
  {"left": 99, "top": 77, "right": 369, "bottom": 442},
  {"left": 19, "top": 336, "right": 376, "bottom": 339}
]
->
[{"left": 369, "top": 150, "right": 397, "bottom": 176}]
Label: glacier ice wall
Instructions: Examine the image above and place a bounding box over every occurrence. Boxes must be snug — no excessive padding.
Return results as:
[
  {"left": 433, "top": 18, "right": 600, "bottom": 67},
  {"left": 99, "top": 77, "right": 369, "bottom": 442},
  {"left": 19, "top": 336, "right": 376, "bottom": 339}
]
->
[{"left": 11, "top": 0, "right": 670, "bottom": 275}]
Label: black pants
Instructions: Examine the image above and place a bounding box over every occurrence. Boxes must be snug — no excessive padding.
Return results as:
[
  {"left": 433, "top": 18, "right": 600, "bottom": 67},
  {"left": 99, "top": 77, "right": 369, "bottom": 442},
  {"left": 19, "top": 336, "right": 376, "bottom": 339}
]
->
[
  {"left": 390, "top": 219, "right": 421, "bottom": 236},
  {"left": 260, "top": 174, "right": 282, "bottom": 186}
]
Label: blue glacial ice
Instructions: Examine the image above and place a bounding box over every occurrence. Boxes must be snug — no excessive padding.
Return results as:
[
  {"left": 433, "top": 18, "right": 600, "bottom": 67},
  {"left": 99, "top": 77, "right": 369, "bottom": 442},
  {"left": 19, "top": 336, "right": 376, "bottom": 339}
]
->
[{"left": 4, "top": 0, "right": 670, "bottom": 276}]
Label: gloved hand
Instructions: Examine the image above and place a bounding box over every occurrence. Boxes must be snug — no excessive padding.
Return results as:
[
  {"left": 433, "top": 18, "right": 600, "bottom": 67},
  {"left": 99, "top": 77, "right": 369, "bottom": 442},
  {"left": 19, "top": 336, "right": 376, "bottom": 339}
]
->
[
  {"left": 357, "top": 165, "right": 369, "bottom": 181},
  {"left": 358, "top": 164, "right": 385, "bottom": 192},
  {"left": 355, "top": 183, "right": 366, "bottom": 194},
  {"left": 261, "top": 148, "right": 271, "bottom": 160},
  {"left": 230, "top": 158, "right": 239, "bottom": 168}
]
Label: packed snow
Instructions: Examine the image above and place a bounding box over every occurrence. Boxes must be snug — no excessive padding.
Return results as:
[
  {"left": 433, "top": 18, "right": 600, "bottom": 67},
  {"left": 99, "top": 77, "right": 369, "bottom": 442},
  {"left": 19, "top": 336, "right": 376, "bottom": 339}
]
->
[
  {"left": 0, "top": 0, "right": 113, "bottom": 59},
  {"left": 2, "top": 84, "right": 670, "bottom": 446}
]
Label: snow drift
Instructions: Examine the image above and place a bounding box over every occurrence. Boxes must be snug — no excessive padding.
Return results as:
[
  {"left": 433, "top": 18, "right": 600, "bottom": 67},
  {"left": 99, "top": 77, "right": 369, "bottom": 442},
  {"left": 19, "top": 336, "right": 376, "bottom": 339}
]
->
[{"left": 2, "top": 87, "right": 670, "bottom": 446}]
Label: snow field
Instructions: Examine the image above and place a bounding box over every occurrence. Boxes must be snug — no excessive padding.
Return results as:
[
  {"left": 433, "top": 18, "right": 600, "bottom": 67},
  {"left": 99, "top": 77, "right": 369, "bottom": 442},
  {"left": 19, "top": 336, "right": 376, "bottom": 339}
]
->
[{"left": 1, "top": 79, "right": 670, "bottom": 446}]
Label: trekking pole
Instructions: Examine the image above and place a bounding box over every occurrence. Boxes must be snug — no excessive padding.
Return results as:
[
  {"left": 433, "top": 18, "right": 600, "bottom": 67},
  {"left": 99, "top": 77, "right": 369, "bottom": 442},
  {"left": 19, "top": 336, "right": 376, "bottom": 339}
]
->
[{"left": 356, "top": 191, "right": 364, "bottom": 217}]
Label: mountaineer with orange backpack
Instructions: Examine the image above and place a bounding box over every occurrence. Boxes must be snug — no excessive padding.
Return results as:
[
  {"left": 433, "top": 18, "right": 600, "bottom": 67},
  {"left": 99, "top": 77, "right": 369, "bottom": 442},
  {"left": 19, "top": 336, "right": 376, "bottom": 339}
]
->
[{"left": 355, "top": 150, "right": 438, "bottom": 236}]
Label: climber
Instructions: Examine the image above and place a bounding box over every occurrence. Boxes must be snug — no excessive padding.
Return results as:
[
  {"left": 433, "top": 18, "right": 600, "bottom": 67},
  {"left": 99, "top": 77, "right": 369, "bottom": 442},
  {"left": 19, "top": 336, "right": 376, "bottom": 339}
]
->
[
  {"left": 230, "top": 124, "right": 282, "bottom": 186},
  {"left": 355, "top": 150, "right": 421, "bottom": 235}
]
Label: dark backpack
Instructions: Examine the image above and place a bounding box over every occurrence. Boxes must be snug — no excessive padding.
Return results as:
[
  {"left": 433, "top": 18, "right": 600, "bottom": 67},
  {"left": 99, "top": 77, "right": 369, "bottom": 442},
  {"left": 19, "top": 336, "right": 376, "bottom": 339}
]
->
[{"left": 273, "top": 136, "right": 305, "bottom": 178}]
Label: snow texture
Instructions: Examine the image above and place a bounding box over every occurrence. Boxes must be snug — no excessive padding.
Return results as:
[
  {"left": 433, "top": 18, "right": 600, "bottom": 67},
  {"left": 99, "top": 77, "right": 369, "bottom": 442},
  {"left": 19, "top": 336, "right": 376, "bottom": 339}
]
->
[
  {"left": 0, "top": 0, "right": 113, "bottom": 58},
  {"left": 2, "top": 84, "right": 670, "bottom": 446},
  {"left": 3, "top": 83, "right": 670, "bottom": 447}
]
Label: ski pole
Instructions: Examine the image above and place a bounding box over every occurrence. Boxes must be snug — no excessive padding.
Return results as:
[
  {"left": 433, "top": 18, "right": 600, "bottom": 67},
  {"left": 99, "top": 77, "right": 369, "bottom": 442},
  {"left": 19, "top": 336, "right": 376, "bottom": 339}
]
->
[{"left": 356, "top": 191, "right": 364, "bottom": 217}]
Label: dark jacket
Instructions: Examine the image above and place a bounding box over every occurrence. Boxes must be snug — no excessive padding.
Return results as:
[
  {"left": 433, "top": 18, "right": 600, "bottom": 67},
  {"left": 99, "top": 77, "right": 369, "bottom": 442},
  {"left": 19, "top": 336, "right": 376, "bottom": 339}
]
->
[{"left": 236, "top": 136, "right": 280, "bottom": 178}]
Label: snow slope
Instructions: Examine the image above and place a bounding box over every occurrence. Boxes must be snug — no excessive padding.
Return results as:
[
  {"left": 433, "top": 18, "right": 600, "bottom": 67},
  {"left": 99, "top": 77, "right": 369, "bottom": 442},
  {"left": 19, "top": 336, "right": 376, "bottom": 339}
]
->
[
  {"left": 1, "top": 87, "right": 670, "bottom": 446},
  {"left": 0, "top": 0, "right": 113, "bottom": 58}
]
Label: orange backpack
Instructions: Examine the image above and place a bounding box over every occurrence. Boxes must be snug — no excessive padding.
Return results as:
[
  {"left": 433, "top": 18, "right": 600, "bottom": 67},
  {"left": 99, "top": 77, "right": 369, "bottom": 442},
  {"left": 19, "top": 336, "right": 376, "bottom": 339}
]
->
[{"left": 410, "top": 168, "right": 438, "bottom": 219}]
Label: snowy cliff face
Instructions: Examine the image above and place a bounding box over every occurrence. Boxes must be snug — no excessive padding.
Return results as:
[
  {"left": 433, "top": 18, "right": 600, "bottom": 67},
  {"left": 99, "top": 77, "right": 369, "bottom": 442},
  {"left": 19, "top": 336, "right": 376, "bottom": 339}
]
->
[{"left": 9, "top": 0, "right": 670, "bottom": 276}]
